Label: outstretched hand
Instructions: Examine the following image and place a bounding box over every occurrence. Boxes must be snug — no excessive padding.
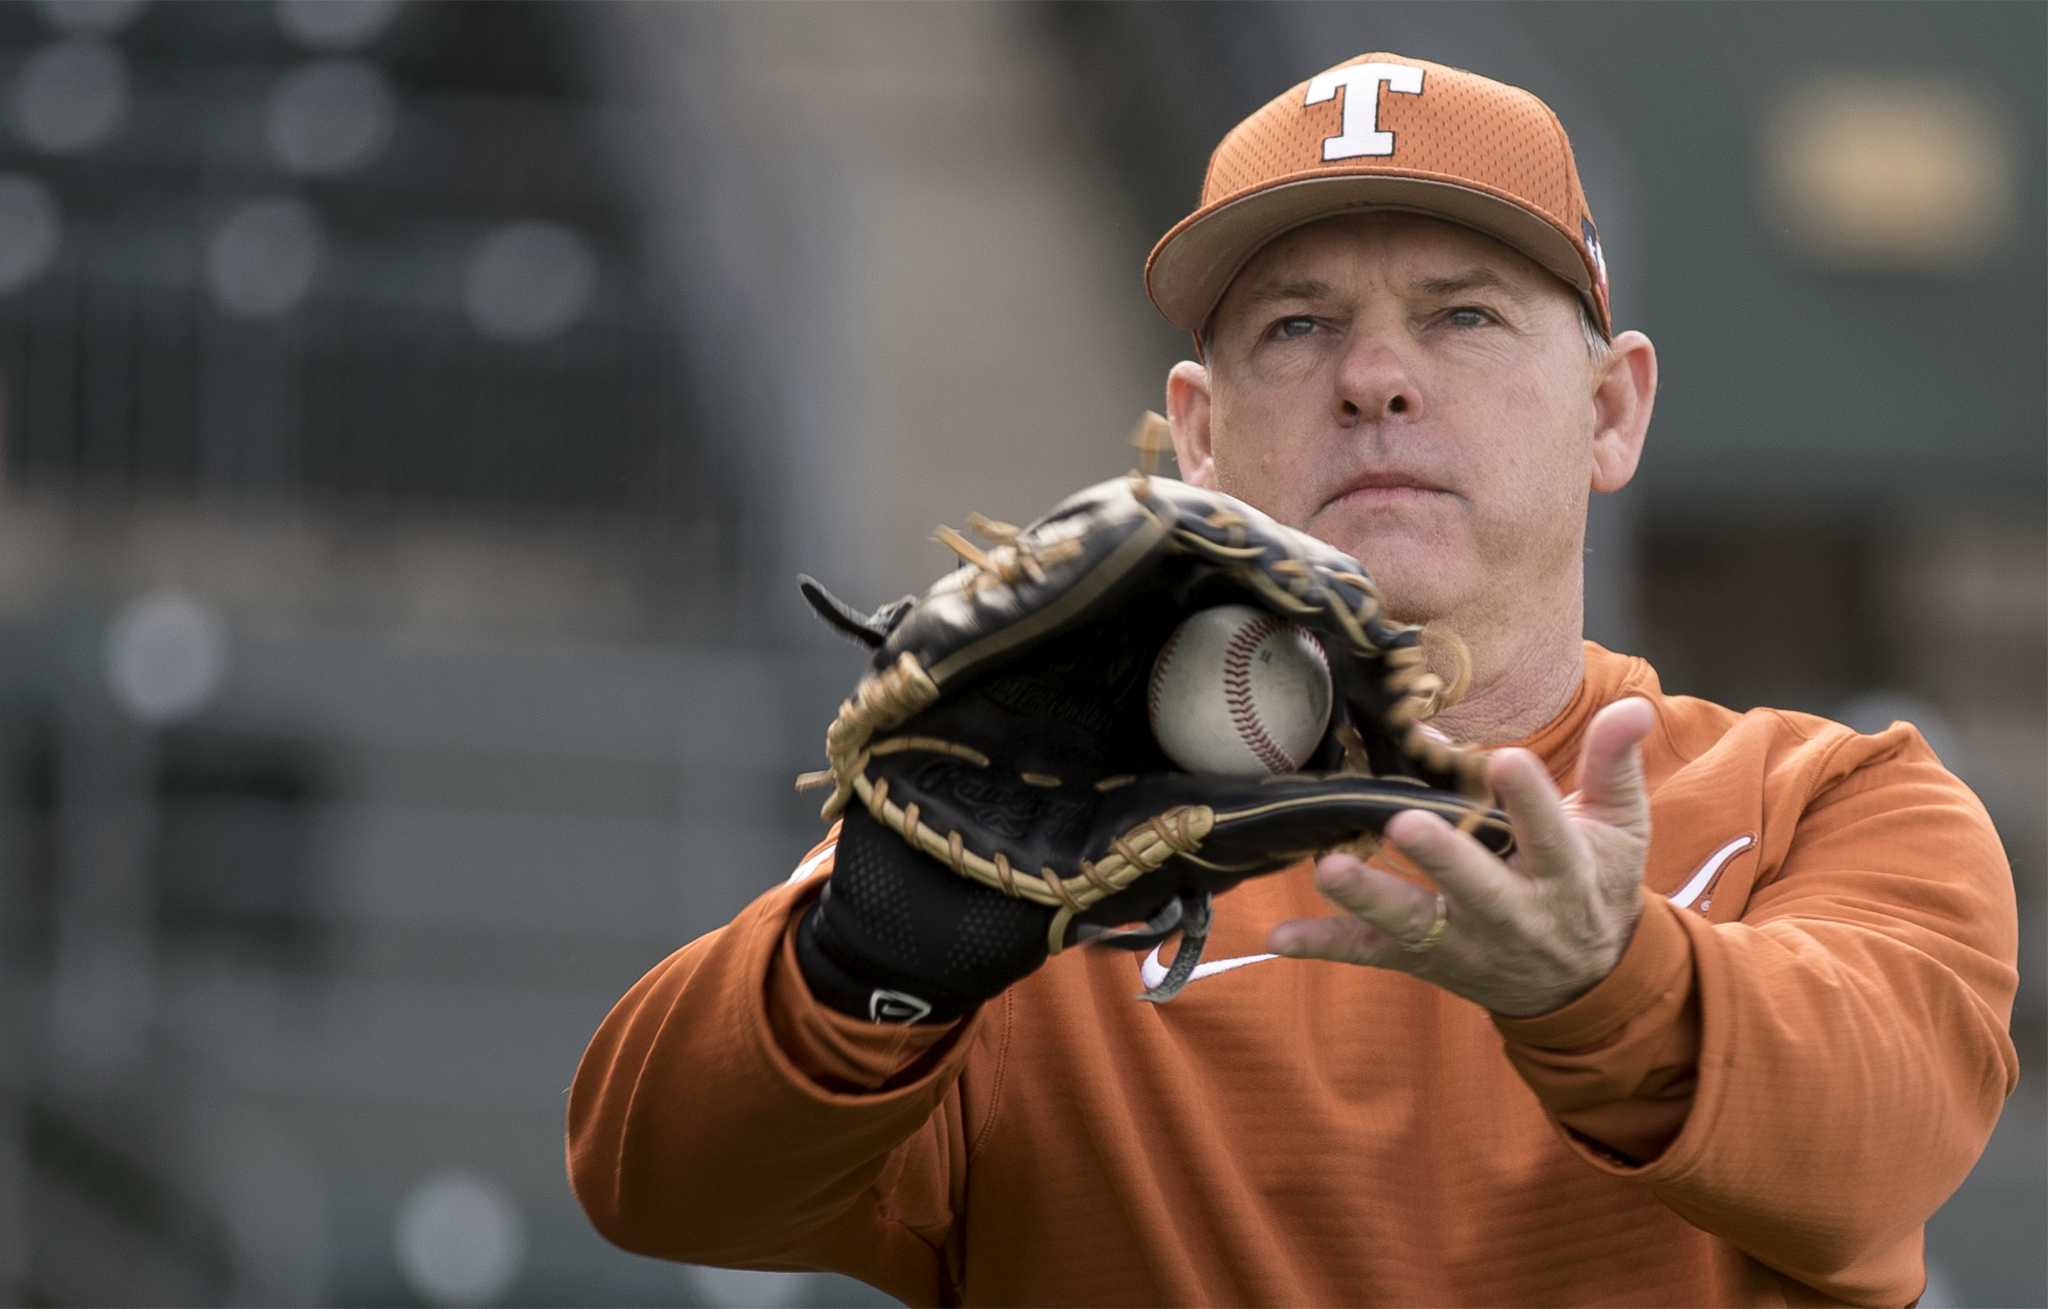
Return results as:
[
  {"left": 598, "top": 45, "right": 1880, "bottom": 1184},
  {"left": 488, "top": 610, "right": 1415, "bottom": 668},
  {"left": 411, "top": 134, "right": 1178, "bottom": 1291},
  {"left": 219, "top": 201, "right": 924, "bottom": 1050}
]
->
[{"left": 1267, "top": 697, "right": 1656, "bottom": 1018}]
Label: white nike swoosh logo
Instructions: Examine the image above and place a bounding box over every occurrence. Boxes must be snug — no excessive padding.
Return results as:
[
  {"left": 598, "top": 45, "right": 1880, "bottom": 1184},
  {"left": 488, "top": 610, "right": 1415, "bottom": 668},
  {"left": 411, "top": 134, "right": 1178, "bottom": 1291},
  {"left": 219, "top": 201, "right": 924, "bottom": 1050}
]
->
[
  {"left": 1139, "top": 945, "right": 1278, "bottom": 992},
  {"left": 1666, "top": 834, "right": 1754, "bottom": 909},
  {"left": 787, "top": 843, "right": 836, "bottom": 885},
  {"left": 1135, "top": 835, "right": 1756, "bottom": 992}
]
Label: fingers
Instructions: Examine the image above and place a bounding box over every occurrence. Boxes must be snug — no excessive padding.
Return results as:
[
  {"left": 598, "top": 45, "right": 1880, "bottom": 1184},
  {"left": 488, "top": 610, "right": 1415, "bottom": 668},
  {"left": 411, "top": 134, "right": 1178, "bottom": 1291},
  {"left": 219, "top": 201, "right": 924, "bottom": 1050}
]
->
[
  {"left": 1486, "top": 746, "right": 1576, "bottom": 873},
  {"left": 1268, "top": 854, "right": 1444, "bottom": 962},
  {"left": 1268, "top": 913, "right": 1383, "bottom": 964},
  {"left": 1317, "top": 855, "right": 1445, "bottom": 939},
  {"left": 1575, "top": 697, "right": 1655, "bottom": 837},
  {"left": 1273, "top": 702, "right": 1658, "bottom": 996},
  {"left": 1383, "top": 808, "right": 1514, "bottom": 916}
]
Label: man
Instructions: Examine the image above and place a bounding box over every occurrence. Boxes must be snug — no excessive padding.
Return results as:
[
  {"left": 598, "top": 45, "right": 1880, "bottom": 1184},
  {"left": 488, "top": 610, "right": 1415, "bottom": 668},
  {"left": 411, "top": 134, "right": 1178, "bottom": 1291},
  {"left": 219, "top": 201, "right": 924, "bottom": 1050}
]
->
[{"left": 568, "top": 53, "right": 2018, "bottom": 1306}]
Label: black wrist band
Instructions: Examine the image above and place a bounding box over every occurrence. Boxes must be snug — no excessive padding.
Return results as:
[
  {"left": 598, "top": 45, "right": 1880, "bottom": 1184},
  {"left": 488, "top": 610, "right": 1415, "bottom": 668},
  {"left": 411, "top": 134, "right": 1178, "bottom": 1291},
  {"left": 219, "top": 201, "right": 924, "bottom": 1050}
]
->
[{"left": 794, "top": 902, "right": 968, "bottom": 1026}]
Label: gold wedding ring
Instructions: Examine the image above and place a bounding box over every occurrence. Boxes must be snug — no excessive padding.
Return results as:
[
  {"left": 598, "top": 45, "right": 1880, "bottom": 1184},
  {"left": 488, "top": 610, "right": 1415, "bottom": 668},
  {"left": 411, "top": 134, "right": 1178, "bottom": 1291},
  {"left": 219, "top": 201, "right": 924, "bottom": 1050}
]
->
[{"left": 1402, "top": 892, "right": 1449, "bottom": 954}]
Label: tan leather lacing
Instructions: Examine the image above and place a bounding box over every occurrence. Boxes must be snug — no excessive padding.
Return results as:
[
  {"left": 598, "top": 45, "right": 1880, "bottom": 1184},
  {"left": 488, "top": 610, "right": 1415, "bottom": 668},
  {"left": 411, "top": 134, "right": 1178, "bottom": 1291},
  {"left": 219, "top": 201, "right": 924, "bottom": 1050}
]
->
[
  {"left": 1381, "top": 643, "right": 1490, "bottom": 814},
  {"left": 931, "top": 512, "right": 1086, "bottom": 596},
  {"left": 797, "top": 645, "right": 1214, "bottom": 952},
  {"left": 1418, "top": 623, "right": 1474, "bottom": 714},
  {"left": 861, "top": 775, "right": 1213, "bottom": 954},
  {"left": 1131, "top": 411, "right": 1173, "bottom": 477},
  {"left": 871, "top": 736, "right": 989, "bottom": 766},
  {"left": 796, "top": 734, "right": 990, "bottom": 796},
  {"left": 803, "top": 652, "right": 942, "bottom": 819}
]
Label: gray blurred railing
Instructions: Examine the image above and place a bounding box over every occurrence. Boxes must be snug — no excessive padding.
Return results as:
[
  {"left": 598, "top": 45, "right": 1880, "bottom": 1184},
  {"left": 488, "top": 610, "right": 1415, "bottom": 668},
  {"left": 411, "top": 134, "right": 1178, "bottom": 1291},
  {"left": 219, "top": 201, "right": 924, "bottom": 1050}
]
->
[{"left": 0, "top": 265, "right": 713, "bottom": 528}]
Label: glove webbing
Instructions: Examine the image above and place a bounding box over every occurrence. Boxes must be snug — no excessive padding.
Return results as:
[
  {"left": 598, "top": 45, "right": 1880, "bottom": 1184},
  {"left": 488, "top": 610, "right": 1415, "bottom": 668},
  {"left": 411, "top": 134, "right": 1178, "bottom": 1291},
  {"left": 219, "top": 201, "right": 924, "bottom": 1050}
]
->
[{"left": 1076, "top": 891, "right": 1214, "bottom": 1004}]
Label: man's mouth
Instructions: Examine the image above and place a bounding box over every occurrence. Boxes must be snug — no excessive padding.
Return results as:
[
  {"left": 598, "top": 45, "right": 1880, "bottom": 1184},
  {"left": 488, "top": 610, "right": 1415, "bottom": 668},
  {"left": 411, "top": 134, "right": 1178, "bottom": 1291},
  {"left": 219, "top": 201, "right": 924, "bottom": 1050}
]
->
[{"left": 1323, "top": 472, "right": 1451, "bottom": 511}]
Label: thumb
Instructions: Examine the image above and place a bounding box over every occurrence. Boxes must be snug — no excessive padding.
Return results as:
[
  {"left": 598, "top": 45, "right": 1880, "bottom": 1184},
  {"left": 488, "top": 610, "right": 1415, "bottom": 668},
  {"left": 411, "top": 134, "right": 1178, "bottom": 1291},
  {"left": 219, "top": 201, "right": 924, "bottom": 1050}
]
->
[{"left": 1575, "top": 696, "right": 1655, "bottom": 836}]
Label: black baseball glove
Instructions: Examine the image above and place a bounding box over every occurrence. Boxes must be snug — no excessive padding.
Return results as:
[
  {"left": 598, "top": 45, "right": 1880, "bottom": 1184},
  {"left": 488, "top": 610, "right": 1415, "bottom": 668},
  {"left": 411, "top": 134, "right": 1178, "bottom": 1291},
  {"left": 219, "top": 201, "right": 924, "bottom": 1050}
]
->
[{"left": 793, "top": 467, "right": 1511, "bottom": 1024}]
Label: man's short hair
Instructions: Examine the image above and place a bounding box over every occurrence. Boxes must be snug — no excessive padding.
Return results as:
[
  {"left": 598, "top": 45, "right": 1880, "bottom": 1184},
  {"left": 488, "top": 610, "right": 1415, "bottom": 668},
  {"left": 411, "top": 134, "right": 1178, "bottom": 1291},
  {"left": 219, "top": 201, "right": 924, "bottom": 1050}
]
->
[{"left": 1578, "top": 301, "right": 1611, "bottom": 360}]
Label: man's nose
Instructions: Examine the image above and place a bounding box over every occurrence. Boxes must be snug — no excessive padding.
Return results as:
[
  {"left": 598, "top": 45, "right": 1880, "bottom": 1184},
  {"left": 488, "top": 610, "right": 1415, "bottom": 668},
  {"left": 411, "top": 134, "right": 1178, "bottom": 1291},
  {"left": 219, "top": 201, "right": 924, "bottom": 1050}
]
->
[{"left": 1335, "top": 336, "right": 1421, "bottom": 424}]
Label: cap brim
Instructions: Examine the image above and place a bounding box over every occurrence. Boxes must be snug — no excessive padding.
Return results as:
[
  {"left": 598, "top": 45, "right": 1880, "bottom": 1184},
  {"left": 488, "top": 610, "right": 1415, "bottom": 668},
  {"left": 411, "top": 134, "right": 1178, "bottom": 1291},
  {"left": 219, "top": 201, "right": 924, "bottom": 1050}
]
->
[{"left": 1145, "top": 174, "right": 1592, "bottom": 335}]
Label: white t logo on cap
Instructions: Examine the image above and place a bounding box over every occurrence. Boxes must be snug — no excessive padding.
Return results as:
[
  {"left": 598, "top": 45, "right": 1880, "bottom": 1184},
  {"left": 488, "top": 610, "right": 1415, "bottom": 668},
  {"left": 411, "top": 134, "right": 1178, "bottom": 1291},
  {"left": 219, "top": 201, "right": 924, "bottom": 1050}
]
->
[{"left": 1305, "top": 63, "right": 1425, "bottom": 161}]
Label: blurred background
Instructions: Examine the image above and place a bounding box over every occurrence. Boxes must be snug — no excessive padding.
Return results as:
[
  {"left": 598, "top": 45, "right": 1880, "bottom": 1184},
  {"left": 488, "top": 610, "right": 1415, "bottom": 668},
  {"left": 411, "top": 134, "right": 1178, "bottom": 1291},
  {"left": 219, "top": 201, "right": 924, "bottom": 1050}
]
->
[{"left": 0, "top": 1, "right": 2038, "bottom": 1305}]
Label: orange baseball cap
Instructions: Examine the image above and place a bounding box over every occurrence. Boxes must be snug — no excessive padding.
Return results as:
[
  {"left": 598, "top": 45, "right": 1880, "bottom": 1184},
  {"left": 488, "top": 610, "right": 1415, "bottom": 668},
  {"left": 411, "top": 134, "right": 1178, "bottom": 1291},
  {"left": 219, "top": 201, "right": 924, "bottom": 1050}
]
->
[{"left": 1145, "top": 53, "right": 1612, "bottom": 344}]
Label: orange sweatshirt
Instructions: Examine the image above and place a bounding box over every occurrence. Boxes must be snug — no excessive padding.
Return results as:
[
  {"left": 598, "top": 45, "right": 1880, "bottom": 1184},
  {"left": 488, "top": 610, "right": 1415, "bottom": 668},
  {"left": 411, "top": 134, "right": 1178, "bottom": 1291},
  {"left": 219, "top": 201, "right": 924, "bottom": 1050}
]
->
[{"left": 567, "top": 644, "right": 2019, "bottom": 1307}]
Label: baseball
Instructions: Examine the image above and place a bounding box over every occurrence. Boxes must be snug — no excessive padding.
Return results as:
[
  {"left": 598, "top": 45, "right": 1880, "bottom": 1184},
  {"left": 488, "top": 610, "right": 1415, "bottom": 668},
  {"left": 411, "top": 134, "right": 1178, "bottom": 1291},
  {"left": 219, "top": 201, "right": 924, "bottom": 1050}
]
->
[{"left": 1148, "top": 604, "right": 1333, "bottom": 776}]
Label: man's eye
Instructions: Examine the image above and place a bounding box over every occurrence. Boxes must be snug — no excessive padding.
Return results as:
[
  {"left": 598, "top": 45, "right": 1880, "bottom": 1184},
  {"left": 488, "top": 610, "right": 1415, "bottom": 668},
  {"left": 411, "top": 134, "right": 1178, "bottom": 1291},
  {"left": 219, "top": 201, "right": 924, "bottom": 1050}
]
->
[
  {"left": 1444, "top": 306, "right": 1495, "bottom": 328},
  {"left": 1270, "top": 316, "right": 1318, "bottom": 339}
]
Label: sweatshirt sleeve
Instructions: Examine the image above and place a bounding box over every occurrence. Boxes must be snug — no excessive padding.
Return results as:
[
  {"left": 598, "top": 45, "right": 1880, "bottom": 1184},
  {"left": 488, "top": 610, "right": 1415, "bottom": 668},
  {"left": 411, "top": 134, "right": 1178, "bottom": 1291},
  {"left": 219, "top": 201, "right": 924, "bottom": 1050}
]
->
[
  {"left": 1497, "top": 724, "right": 2019, "bottom": 1306},
  {"left": 565, "top": 839, "right": 988, "bottom": 1307},
  {"left": 1492, "top": 890, "right": 1702, "bottom": 1164}
]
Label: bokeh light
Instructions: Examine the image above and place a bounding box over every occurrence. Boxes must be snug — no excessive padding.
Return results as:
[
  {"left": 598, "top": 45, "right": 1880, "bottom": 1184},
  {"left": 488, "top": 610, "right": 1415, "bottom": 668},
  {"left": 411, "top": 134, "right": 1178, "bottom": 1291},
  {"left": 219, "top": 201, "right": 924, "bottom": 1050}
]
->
[
  {"left": 1763, "top": 72, "right": 2016, "bottom": 269},
  {"left": 686, "top": 1266, "right": 813, "bottom": 1308},
  {"left": 13, "top": 39, "right": 130, "bottom": 154},
  {"left": 393, "top": 1169, "right": 526, "bottom": 1307},
  {"left": 266, "top": 58, "right": 397, "bottom": 176},
  {"left": 31, "top": 0, "right": 148, "bottom": 35},
  {"left": 0, "top": 173, "right": 64, "bottom": 293},
  {"left": 205, "top": 196, "right": 324, "bottom": 318},
  {"left": 275, "top": 0, "right": 403, "bottom": 52},
  {"left": 463, "top": 221, "right": 597, "bottom": 343},
  {"left": 103, "top": 591, "right": 230, "bottom": 725}
]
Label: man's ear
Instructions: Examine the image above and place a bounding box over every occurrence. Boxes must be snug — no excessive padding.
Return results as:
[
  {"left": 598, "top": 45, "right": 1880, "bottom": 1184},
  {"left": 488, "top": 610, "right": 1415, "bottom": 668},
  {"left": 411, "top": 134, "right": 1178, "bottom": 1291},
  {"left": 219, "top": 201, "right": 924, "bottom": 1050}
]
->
[
  {"left": 1589, "top": 330, "right": 1657, "bottom": 495},
  {"left": 1166, "top": 360, "right": 1216, "bottom": 488}
]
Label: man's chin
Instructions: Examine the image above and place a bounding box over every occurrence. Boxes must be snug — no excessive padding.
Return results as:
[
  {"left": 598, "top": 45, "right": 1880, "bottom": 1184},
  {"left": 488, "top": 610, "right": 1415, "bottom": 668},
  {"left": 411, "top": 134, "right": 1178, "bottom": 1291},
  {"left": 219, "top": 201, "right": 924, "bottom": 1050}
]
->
[
  {"left": 1376, "top": 590, "right": 1453, "bottom": 629},
  {"left": 1345, "top": 566, "right": 1456, "bottom": 628},
  {"left": 1316, "top": 541, "right": 1459, "bottom": 624},
  {"left": 1289, "top": 503, "right": 1471, "bottom": 623}
]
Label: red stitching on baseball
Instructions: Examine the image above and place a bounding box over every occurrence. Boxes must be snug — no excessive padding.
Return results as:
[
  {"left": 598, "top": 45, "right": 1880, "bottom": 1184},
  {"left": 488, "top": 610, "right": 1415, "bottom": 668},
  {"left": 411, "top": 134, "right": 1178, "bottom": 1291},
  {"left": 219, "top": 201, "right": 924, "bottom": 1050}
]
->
[
  {"left": 1149, "top": 628, "right": 1183, "bottom": 732},
  {"left": 1224, "top": 615, "right": 1301, "bottom": 773}
]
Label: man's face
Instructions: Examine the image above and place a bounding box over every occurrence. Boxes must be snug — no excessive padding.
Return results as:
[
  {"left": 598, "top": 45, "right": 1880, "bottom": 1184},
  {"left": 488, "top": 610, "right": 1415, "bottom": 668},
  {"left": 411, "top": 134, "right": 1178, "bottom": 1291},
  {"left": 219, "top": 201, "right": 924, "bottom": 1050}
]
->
[{"left": 1179, "top": 212, "right": 1605, "bottom": 628}]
